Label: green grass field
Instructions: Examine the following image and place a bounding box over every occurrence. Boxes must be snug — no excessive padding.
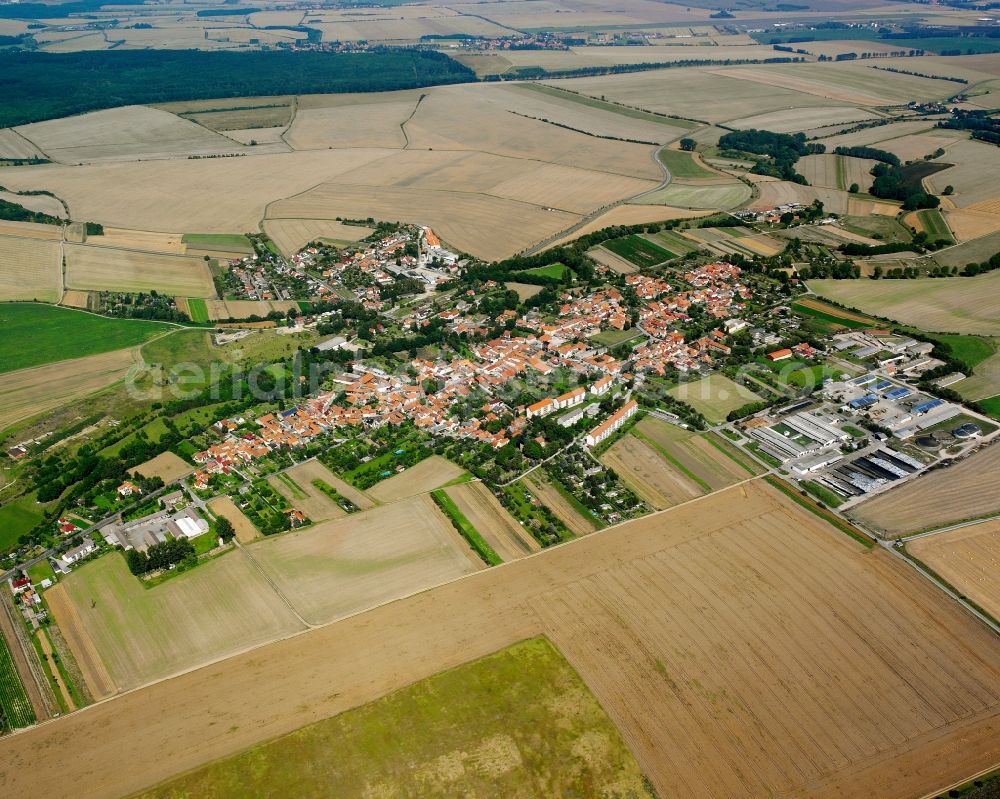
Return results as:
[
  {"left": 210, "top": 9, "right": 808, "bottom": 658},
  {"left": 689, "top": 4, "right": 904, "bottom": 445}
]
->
[
  {"left": 641, "top": 181, "right": 751, "bottom": 210},
  {"left": 933, "top": 334, "right": 996, "bottom": 369},
  {"left": 185, "top": 298, "right": 209, "bottom": 323},
  {"left": 657, "top": 148, "right": 716, "bottom": 179},
  {"left": 520, "top": 263, "right": 567, "bottom": 280},
  {"left": 0, "top": 303, "right": 171, "bottom": 374},
  {"left": 591, "top": 328, "right": 644, "bottom": 348},
  {"left": 790, "top": 299, "right": 877, "bottom": 331},
  {"left": 668, "top": 373, "right": 763, "bottom": 423},
  {"left": 604, "top": 234, "right": 674, "bottom": 267},
  {"left": 182, "top": 233, "right": 252, "bottom": 252},
  {"left": 0, "top": 493, "right": 47, "bottom": 553},
  {"left": 0, "top": 635, "right": 35, "bottom": 730},
  {"left": 839, "top": 215, "right": 912, "bottom": 244},
  {"left": 979, "top": 395, "right": 1000, "bottom": 419},
  {"left": 916, "top": 209, "right": 952, "bottom": 242},
  {"left": 135, "top": 637, "right": 652, "bottom": 799}
]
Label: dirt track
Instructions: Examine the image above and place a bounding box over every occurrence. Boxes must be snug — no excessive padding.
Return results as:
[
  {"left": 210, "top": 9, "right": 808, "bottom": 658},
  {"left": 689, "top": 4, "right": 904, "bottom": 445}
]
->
[{"left": 1, "top": 481, "right": 999, "bottom": 799}]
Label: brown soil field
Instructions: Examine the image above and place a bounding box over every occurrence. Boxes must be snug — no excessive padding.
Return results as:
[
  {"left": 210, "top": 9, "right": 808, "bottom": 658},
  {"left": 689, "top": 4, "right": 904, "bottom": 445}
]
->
[
  {"left": 504, "top": 282, "right": 543, "bottom": 301},
  {"left": 50, "top": 550, "right": 304, "bottom": 693},
  {"left": 6, "top": 481, "right": 1000, "bottom": 799},
  {"left": 0, "top": 234, "right": 61, "bottom": 302},
  {"left": 270, "top": 461, "right": 346, "bottom": 522},
  {"left": 0, "top": 348, "right": 138, "bottom": 433},
  {"left": 811, "top": 272, "right": 1000, "bottom": 335},
  {"left": 0, "top": 190, "right": 65, "bottom": 218},
  {"left": 203, "top": 299, "right": 300, "bottom": 320},
  {"left": 908, "top": 519, "right": 1000, "bottom": 621},
  {"left": 0, "top": 128, "right": 46, "bottom": 160},
  {"left": 366, "top": 455, "right": 466, "bottom": 504},
  {"left": 851, "top": 442, "right": 1000, "bottom": 536},
  {"left": 14, "top": 106, "right": 258, "bottom": 163},
  {"left": 131, "top": 451, "right": 192, "bottom": 483},
  {"left": 207, "top": 496, "right": 258, "bottom": 544},
  {"left": 58, "top": 289, "right": 93, "bottom": 309},
  {"left": 445, "top": 481, "right": 540, "bottom": 561},
  {"left": 248, "top": 494, "right": 482, "bottom": 625},
  {"left": 601, "top": 433, "right": 703, "bottom": 509},
  {"left": 64, "top": 243, "right": 215, "bottom": 297},
  {"left": 42, "top": 582, "right": 116, "bottom": 701},
  {"left": 0, "top": 149, "right": 393, "bottom": 233},
  {"left": 520, "top": 471, "right": 596, "bottom": 536},
  {"left": 262, "top": 218, "right": 372, "bottom": 257}
]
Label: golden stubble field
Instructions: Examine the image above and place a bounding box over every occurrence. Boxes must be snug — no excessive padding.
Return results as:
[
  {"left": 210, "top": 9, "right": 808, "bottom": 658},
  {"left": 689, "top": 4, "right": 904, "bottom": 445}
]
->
[
  {"left": 65, "top": 243, "right": 216, "bottom": 297},
  {"left": 0, "top": 347, "right": 139, "bottom": 432},
  {"left": 366, "top": 455, "right": 466, "bottom": 504},
  {"left": 811, "top": 271, "right": 1000, "bottom": 335},
  {"left": 6, "top": 481, "right": 1000, "bottom": 799},
  {"left": 247, "top": 493, "right": 482, "bottom": 625},
  {"left": 444, "top": 481, "right": 540, "bottom": 561},
  {"left": 0, "top": 234, "right": 61, "bottom": 302},
  {"left": 908, "top": 519, "right": 1000, "bottom": 621},
  {"left": 851, "top": 442, "right": 1000, "bottom": 536}
]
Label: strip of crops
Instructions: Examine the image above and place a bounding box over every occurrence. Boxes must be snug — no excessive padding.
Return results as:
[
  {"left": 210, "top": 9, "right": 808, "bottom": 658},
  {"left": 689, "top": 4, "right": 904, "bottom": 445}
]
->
[{"left": 0, "top": 635, "right": 35, "bottom": 730}]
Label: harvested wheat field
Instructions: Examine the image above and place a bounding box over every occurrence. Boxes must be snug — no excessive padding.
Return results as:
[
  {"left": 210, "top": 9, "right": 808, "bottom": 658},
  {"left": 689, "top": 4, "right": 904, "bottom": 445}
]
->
[
  {"left": 7, "top": 481, "right": 1000, "bottom": 799},
  {"left": 207, "top": 496, "right": 258, "bottom": 544},
  {"left": 0, "top": 234, "right": 61, "bottom": 302},
  {"left": 248, "top": 494, "right": 482, "bottom": 625},
  {"left": 908, "top": 519, "right": 1000, "bottom": 621},
  {"left": 284, "top": 100, "right": 416, "bottom": 150},
  {"left": 797, "top": 153, "right": 876, "bottom": 191},
  {"left": 811, "top": 272, "right": 1000, "bottom": 335},
  {"left": 65, "top": 243, "right": 215, "bottom": 297},
  {"left": 520, "top": 471, "right": 597, "bottom": 535},
  {"left": 600, "top": 433, "right": 703, "bottom": 510},
  {"left": 87, "top": 227, "right": 187, "bottom": 254},
  {"left": 545, "top": 204, "right": 706, "bottom": 249},
  {"left": 852, "top": 443, "right": 1000, "bottom": 536},
  {"left": 445, "top": 481, "right": 540, "bottom": 561},
  {"left": 926, "top": 140, "right": 1000, "bottom": 208},
  {"left": 945, "top": 208, "right": 1000, "bottom": 242},
  {"left": 263, "top": 218, "right": 372, "bottom": 257},
  {"left": 505, "top": 282, "right": 543, "bottom": 301},
  {"left": 270, "top": 461, "right": 346, "bottom": 522},
  {"left": 0, "top": 127, "right": 45, "bottom": 160},
  {"left": 58, "top": 290, "right": 93, "bottom": 309},
  {"left": 268, "top": 182, "right": 578, "bottom": 261},
  {"left": 13, "top": 106, "right": 257, "bottom": 163},
  {"left": 0, "top": 348, "right": 138, "bottom": 432},
  {"left": 43, "top": 583, "right": 116, "bottom": 701},
  {"left": 131, "top": 451, "right": 192, "bottom": 483},
  {"left": 50, "top": 550, "right": 304, "bottom": 692},
  {"left": 202, "top": 299, "right": 299, "bottom": 320},
  {"left": 668, "top": 373, "right": 764, "bottom": 423},
  {"left": 729, "top": 106, "right": 877, "bottom": 135},
  {"left": 0, "top": 149, "right": 393, "bottom": 233},
  {"left": 0, "top": 189, "right": 65, "bottom": 218},
  {"left": 0, "top": 220, "right": 63, "bottom": 240},
  {"left": 752, "top": 179, "right": 851, "bottom": 215},
  {"left": 633, "top": 416, "right": 756, "bottom": 490},
  {"left": 367, "top": 455, "right": 466, "bottom": 504}
]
